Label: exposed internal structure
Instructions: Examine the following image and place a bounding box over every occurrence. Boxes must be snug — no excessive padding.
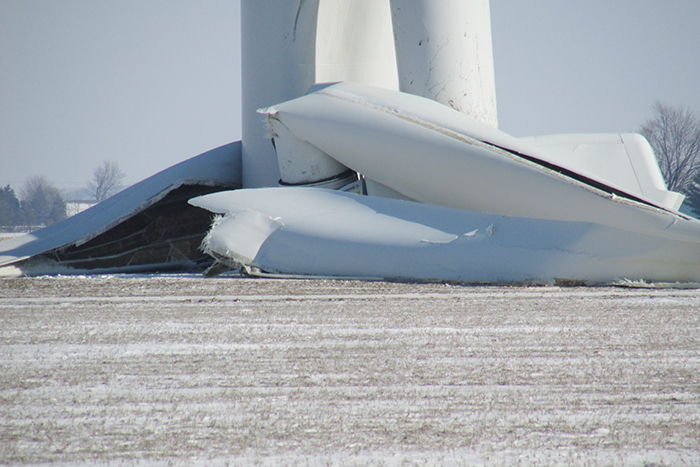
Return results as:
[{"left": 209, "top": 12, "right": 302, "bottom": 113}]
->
[{"left": 21, "top": 185, "right": 223, "bottom": 273}]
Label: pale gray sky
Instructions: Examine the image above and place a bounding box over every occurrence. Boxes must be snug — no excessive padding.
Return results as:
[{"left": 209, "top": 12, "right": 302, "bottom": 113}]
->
[
  {"left": 491, "top": 1, "right": 700, "bottom": 137},
  {"left": 1, "top": 0, "right": 241, "bottom": 190},
  {"left": 1, "top": 0, "right": 699, "bottom": 192}
]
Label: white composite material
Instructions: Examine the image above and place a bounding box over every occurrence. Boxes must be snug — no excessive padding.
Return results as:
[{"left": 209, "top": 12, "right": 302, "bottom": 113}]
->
[
  {"left": 260, "top": 82, "right": 690, "bottom": 231},
  {"left": 241, "top": 0, "right": 497, "bottom": 188},
  {"left": 391, "top": 0, "right": 498, "bottom": 127},
  {"left": 193, "top": 79, "right": 700, "bottom": 285},
  {"left": 520, "top": 133, "right": 684, "bottom": 211},
  {"left": 190, "top": 188, "right": 700, "bottom": 284}
]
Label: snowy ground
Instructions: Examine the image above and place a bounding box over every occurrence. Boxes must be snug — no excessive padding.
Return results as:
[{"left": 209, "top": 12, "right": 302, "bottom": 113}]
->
[
  {"left": 0, "top": 232, "right": 27, "bottom": 242},
  {"left": 1, "top": 274, "right": 699, "bottom": 466}
]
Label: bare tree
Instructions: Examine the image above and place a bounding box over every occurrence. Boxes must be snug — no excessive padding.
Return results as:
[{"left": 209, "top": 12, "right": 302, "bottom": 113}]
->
[
  {"left": 87, "top": 161, "right": 126, "bottom": 202},
  {"left": 639, "top": 101, "right": 700, "bottom": 193},
  {"left": 19, "top": 176, "right": 66, "bottom": 227}
]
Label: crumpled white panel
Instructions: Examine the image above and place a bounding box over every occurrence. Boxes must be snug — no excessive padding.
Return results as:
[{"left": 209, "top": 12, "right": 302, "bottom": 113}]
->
[
  {"left": 520, "top": 133, "right": 684, "bottom": 211},
  {"left": 262, "top": 82, "right": 698, "bottom": 241},
  {"left": 191, "top": 188, "right": 700, "bottom": 284}
]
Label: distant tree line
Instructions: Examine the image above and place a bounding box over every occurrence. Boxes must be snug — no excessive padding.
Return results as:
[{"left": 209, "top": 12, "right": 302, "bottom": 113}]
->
[
  {"left": 0, "top": 176, "right": 66, "bottom": 229},
  {"left": 0, "top": 161, "right": 126, "bottom": 230}
]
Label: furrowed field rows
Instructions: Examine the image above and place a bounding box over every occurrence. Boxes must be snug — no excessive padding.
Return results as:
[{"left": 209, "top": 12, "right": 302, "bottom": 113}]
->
[{"left": 1, "top": 275, "right": 699, "bottom": 466}]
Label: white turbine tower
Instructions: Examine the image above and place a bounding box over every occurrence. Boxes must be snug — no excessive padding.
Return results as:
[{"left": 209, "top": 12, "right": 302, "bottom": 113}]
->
[{"left": 241, "top": 0, "right": 498, "bottom": 188}]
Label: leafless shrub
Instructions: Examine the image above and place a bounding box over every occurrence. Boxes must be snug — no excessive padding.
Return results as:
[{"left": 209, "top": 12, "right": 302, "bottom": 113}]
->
[
  {"left": 86, "top": 160, "right": 126, "bottom": 202},
  {"left": 639, "top": 101, "right": 700, "bottom": 193}
]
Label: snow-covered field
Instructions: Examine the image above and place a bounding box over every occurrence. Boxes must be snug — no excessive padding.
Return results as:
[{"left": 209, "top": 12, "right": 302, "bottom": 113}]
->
[
  {"left": 1, "top": 275, "right": 699, "bottom": 466},
  {"left": 0, "top": 232, "right": 27, "bottom": 242}
]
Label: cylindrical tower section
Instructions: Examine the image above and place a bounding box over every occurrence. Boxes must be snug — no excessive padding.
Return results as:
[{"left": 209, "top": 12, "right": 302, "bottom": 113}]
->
[
  {"left": 390, "top": 0, "right": 498, "bottom": 128},
  {"left": 241, "top": 0, "right": 320, "bottom": 188},
  {"left": 315, "top": 0, "right": 398, "bottom": 91}
]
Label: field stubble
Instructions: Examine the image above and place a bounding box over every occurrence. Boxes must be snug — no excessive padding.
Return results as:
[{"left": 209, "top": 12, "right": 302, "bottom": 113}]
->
[{"left": 1, "top": 275, "right": 699, "bottom": 466}]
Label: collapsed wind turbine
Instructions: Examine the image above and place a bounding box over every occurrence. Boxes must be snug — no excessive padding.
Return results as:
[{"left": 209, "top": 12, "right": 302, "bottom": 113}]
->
[{"left": 3, "top": 0, "right": 698, "bottom": 285}]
